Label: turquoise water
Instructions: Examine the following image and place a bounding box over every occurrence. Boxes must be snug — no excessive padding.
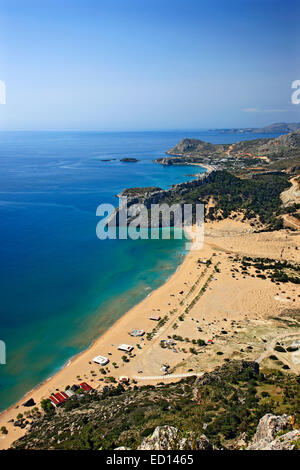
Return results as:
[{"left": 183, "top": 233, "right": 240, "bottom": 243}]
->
[{"left": 0, "top": 130, "right": 281, "bottom": 411}]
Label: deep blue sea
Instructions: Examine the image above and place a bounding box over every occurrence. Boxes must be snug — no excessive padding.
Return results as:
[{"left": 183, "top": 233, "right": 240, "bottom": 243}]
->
[{"left": 0, "top": 130, "right": 281, "bottom": 411}]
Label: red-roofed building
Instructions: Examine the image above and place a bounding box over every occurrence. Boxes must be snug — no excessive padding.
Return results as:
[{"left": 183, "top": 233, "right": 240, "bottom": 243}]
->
[
  {"left": 54, "top": 392, "right": 66, "bottom": 403},
  {"left": 49, "top": 395, "right": 60, "bottom": 406},
  {"left": 80, "top": 382, "right": 93, "bottom": 392}
]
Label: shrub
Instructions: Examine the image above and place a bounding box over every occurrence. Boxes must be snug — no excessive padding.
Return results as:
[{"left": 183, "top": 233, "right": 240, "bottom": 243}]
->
[
  {"left": 107, "top": 376, "right": 116, "bottom": 383},
  {"left": 189, "top": 347, "right": 198, "bottom": 355},
  {"left": 63, "top": 399, "right": 80, "bottom": 412},
  {"left": 274, "top": 346, "right": 286, "bottom": 353}
]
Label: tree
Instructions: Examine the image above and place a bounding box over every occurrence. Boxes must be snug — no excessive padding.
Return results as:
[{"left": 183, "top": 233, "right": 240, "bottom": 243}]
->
[{"left": 41, "top": 398, "right": 55, "bottom": 414}]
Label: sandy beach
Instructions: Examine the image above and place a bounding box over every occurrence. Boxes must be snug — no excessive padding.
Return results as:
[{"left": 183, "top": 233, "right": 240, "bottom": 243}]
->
[{"left": 1, "top": 218, "right": 300, "bottom": 449}]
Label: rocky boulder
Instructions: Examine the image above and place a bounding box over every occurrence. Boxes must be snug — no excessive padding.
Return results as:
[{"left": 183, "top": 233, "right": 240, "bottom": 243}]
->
[
  {"left": 180, "top": 434, "right": 213, "bottom": 451},
  {"left": 247, "top": 414, "right": 293, "bottom": 450},
  {"left": 264, "top": 430, "right": 300, "bottom": 450},
  {"left": 138, "top": 425, "right": 213, "bottom": 450}
]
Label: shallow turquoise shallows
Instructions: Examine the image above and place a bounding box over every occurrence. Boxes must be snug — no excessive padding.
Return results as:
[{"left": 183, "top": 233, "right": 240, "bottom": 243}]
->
[{"left": 0, "top": 130, "right": 281, "bottom": 411}]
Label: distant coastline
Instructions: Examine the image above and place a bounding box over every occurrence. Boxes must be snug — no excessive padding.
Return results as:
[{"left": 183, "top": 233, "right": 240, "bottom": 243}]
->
[{"left": 211, "top": 121, "right": 300, "bottom": 135}]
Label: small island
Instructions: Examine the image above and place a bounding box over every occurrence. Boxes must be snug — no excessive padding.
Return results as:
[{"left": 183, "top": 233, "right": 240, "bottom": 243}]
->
[{"left": 120, "top": 158, "right": 139, "bottom": 162}]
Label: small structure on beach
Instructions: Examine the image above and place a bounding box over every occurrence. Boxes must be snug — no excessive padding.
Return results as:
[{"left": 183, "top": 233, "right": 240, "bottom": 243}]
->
[
  {"left": 118, "top": 344, "right": 134, "bottom": 353},
  {"left": 161, "top": 339, "right": 176, "bottom": 348},
  {"left": 93, "top": 355, "right": 109, "bottom": 366},
  {"left": 49, "top": 391, "right": 70, "bottom": 407},
  {"left": 118, "top": 376, "right": 130, "bottom": 384},
  {"left": 161, "top": 364, "right": 170, "bottom": 373},
  {"left": 80, "top": 382, "right": 94, "bottom": 392},
  {"left": 49, "top": 384, "right": 91, "bottom": 407},
  {"left": 149, "top": 315, "right": 161, "bottom": 321},
  {"left": 49, "top": 394, "right": 62, "bottom": 407},
  {"left": 130, "top": 329, "right": 145, "bottom": 337}
]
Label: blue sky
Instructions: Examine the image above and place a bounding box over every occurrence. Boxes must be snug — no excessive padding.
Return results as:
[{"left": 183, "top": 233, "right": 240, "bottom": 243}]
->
[{"left": 0, "top": 0, "right": 299, "bottom": 130}]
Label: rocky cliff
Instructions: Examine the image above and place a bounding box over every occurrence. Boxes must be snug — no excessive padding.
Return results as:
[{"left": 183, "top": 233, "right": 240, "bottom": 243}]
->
[
  {"left": 115, "top": 416, "right": 300, "bottom": 451},
  {"left": 108, "top": 170, "right": 213, "bottom": 227}
]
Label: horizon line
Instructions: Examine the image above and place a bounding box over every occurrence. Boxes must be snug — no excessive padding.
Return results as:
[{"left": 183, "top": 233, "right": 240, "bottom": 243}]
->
[{"left": 0, "top": 125, "right": 294, "bottom": 133}]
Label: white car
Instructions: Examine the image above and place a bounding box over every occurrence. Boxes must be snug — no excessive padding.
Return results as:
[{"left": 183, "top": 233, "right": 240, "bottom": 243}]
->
[{"left": 118, "top": 344, "right": 134, "bottom": 353}]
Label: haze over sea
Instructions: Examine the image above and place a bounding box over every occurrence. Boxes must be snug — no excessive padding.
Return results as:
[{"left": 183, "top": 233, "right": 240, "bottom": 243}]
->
[{"left": 0, "top": 130, "right": 280, "bottom": 411}]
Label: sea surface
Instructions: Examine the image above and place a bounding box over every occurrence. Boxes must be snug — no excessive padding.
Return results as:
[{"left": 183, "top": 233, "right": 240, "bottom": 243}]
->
[{"left": 0, "top": 130, "right": 281, "bottom": 411}]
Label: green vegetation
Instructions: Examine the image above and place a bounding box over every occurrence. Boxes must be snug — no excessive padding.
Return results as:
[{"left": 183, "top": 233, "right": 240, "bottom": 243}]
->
[
  {"left": 161, "top": 130, "right": 300, "bottom": 176},
  {"left": 147, "top": 315, "right": 169, "bottom": 340},
  {"left": 185, "top": 171, "right": 289, "bottom": 228},
  {"left": 142, "top": 170, "right": 290, "bottom": 230},
  {"left": 1, "top": 426, "right": 8, "bottom": 435},
  {"left": 235, "top": 255, "right": 300, "bottom": 285},
  {"left": 40, "top": 399, "right": 55, "bottom": 415},
  {"left": 274, "top": 346, "right": 286, "bottom": 353},
  {"left": 123, "top": 170, "right": 293, "bottom": 232},
  {"left": 122, "top": 186, "right": 162, "bottom": 196},
  {"left": 12, "top": 361, "right": 300, "bottom": 450}
]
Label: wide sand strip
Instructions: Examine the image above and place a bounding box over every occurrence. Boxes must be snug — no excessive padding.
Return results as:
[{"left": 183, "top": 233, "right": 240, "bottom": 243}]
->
[{"left": 1, "top": 219, "right": 299, "bottom": 449}]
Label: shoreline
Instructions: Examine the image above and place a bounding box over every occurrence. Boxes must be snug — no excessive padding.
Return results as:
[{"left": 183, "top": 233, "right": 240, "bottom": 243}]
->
[
  {"left": 1, "top": 234, "right": 190, "bottom": 412},
  {"left": 0, "top": 160, "right": 209, "bottom": 449},
  {"left": 0, "top": 228, "right": 196, "bottom": 449},
  {"left": 0, "top": 165, "right": 208, "bottom": 419},
  {"left": 1, "top": 164, "right": 299, "bottom": 449},
  {"left": 1, "top": 218, "right": 300, "bottom": 449}
]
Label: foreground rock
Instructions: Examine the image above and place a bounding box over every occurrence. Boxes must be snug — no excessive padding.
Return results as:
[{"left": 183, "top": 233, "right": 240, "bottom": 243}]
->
[
  {"left": 264, "top": 430, "right": 300, "bottom": 450},
  {"left": 247, "top": 414, "right": 297, "bottom": 450},
  {"left": 138, "top": 426, "right": 213, "bottom": 450}
]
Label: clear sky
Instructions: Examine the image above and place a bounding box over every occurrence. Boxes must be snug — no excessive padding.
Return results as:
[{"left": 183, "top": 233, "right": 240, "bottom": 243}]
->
[{"left": 0, "top": 0, "right": 299, "bottom": 130}]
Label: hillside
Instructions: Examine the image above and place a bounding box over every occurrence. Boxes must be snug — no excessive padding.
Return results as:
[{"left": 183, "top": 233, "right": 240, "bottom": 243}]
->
[
  {"left": 112, "top": 170, "right": 295, "bottom": 231},
  {"left": 10, "top": 360, "right": 300, "bottom": 450},
  {"left": 156, "top": 129, "right": 300, "bottom": 174}
]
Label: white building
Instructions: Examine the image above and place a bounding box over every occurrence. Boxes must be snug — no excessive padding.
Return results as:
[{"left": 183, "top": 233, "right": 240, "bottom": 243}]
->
[{"left": 93, "top": 355, "right": 109, "bottom": 366}]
